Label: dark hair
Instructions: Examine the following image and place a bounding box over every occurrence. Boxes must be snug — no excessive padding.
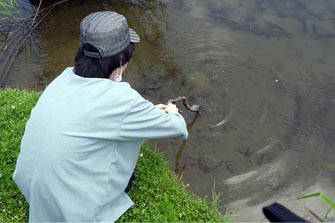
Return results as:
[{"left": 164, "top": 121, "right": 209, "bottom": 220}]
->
[{"left": 74, "top": 43, "right": 135, "bottom": 78}]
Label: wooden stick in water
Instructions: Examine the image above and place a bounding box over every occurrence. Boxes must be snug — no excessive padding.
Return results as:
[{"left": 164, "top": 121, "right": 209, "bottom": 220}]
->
[{"left": 167, "top": 96, "right": 201, "bottom": 113}]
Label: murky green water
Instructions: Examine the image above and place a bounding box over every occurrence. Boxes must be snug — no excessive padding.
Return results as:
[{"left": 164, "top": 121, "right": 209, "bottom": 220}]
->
[{"left": 2, "top": 0, "right": 335, "bottom": 221}]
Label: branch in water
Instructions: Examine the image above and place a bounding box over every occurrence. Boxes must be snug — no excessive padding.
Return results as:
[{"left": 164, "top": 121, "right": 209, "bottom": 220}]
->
[{"left": 167, "top": 96, "right": 201, "bottom": 113}]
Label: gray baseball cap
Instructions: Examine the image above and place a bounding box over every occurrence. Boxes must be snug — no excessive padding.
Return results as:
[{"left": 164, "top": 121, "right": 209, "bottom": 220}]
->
[{"left": 80, "top": 11, "right": 140, "bottom": 58}]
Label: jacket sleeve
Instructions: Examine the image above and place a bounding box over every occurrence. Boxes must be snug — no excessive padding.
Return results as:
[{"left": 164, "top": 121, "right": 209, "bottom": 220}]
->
[{"left": 118, "top": 93, "right": 189, "bottom": 141}]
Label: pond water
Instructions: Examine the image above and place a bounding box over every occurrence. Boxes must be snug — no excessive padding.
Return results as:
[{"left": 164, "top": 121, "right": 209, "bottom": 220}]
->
[{"left": 2, "top": 0, "right": 335, "bottom": 221}]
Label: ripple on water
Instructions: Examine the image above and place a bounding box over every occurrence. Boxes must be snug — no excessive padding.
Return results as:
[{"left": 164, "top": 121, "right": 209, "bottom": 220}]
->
[{"left": 163, "top": 2, "right": 335, "bottom": 219}]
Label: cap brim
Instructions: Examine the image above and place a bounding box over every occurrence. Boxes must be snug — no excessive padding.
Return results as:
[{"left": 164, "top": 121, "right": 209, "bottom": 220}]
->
[{"left": 129, "top": 28, "right": 140, "bottom": 43}]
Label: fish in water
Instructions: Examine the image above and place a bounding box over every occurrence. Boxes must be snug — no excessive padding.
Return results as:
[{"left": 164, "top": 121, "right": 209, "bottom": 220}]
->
[{"left": 211, "top": 110, "right": 234, "bottom": 128}]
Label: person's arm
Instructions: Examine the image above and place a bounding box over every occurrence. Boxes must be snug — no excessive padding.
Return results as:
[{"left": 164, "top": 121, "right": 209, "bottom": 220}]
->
[{"left": 118, "top": 94, "right": 188, "bottom": 141}]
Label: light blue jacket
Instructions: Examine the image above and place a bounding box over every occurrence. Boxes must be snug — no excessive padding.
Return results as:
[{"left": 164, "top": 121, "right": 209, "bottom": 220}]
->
[{"left": 13, "top": 67, "right": 188, "bottom": 222}]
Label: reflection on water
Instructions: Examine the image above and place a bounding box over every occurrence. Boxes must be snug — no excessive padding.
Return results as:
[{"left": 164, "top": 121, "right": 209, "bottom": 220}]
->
[{"left": 2, "top": 0, "right": 335, "bottom": 221}]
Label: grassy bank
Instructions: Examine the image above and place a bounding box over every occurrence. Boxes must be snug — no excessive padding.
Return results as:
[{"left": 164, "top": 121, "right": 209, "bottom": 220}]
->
[{"left": 0, "top": 88, "right": 231, "bottom": 222}]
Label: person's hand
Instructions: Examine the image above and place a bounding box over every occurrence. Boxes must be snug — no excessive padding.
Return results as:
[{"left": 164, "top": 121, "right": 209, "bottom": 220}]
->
[
  {"left": 155, "top": 103, "right": 180, "bottom": 113},
  {"left": 155, "top": 104, "right": 166, "bottom": 110},
  {"left": 165, "top": 103, "right": 179, "bottom": 113}
]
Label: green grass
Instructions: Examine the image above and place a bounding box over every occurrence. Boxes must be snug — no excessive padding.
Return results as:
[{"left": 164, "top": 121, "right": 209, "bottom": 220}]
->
[
  {"left": 0, "top": 88, "right": 231, "bottom": 222},
  {"left": 0, "top": 0, "right": 18, "bottom": 16},
  {"left": 297, "top": 191, "right": 335, "bottom": 222},
  {"left": 0, "top": 88, "right": 40, "bottom": 222}
]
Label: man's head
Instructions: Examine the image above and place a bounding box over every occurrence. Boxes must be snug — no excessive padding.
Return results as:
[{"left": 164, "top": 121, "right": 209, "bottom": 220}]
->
[{"left": 74, "top": 11, "right": 140, "bottom": 78}]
